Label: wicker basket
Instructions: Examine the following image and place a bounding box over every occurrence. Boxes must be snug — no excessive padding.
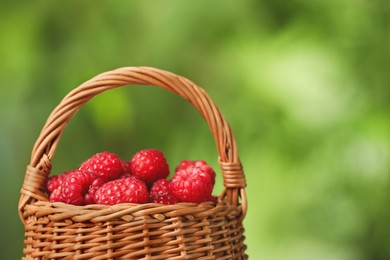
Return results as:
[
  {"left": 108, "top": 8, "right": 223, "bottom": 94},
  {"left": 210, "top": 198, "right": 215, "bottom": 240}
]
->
[{"left": 18, "top": 67, "right": 248, "bottom": 259}]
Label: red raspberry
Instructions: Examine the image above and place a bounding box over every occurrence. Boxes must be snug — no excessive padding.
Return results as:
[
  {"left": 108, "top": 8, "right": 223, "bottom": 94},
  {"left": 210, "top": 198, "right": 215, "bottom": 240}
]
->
[
  {"left": 175, "top": 160, "right": 215, "bottom": 185},
  {"left": 170, "top": 165, "right": 213, "bottom": 203},
  {"left": 60, "top": 171, "right": 99, "bottom": 205},
  {"left": 46, "top": 171, "right": 71, "bottom": 193},
  {"left": 122, "top": 161, "right": 132, "bottom": 175},
  {"left": 120, "top": 174, "right": 138, "bottom": 180},
  {"left": 175, "top": 160, "right": 193, "bottom": 172},
  {"left": 84, "top": 178, "right": 106, "bottom": 204},
  {"left": 131, "top": 149, "right": 169, "bottom": 185},
  {"left": 79, "top": 152, "right": 123, "bottom": 181},
  {"left": 150, "top": 179, "right": 179, "bottom": 205},
  {"left": 49, "top": 187, "right": 64, "bottom": 202},
  {"left": 94, "top": 177, "right": 149, "bottom": 205}
]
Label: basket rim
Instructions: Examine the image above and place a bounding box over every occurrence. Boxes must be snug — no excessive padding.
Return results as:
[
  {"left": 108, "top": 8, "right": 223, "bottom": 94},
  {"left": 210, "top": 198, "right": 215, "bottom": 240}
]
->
[{"left": 23, "top": 200, "right": 243, "bottom": 224}]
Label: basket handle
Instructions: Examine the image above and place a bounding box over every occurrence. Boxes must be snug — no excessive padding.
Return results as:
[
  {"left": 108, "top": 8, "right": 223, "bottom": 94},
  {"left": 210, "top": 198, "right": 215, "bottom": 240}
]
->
[{"left": 18, "top": 67, "right": 247, "bottom": 217}]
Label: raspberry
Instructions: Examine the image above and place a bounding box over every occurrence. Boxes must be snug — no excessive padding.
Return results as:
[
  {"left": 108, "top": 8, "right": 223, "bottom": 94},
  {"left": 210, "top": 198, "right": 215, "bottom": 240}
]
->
[
  {"left": 174, "top": 160, "right": 193, "bottom": 172},
  {"left": 84, "top": 177, "right": 106, "bottom": 204},
  {"left": 131, "top": 149, "right": 169, "bottom": 185},
  {"left": 79, "top": 152, "right": 123, "bottom": 181},
  {"left": 170, "top": 165, "right": 213, "bottom": 203},
  {"left": 49, "top": 187, "right": 64, "bottom": 203},
  {"left": 150, "top": 179, "right": 179, "bottom": 205},
  {"left": 94, "top": 177, "right": 149, "bottom": 205},
  {"left": 46, "top": 171, "right": 71, "bottom": 193},
  {"left": 120, "top": 174, "right": 138, "bottom": 180},
  {"left": 122, "top": 161, "right": 132, "bottom": 175},
  {"left": 60, "top": 170, "right": 99, "bottom": 206},
  {"left": 175, "top": 160, "right": 215, "bottom": 185}
]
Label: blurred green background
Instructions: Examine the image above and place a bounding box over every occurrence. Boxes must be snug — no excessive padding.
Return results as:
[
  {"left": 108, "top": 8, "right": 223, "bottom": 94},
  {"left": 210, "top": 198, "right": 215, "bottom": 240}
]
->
[{"left": 1, "top": 0, "right": 389, "bottom": 259}]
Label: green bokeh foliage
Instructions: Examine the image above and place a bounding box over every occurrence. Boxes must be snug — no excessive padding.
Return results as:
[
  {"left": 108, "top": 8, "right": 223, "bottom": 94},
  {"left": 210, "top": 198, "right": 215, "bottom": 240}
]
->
[{"left": 1, "top": 0, "right": 389, "bottom": 259}]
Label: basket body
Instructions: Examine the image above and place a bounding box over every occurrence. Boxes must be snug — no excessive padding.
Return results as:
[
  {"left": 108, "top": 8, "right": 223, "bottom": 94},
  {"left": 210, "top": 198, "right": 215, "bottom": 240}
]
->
[
  {"left": 23, "top": 201, "right": 246, "bottom": 259},
  {"left": 19, "top": 67, "right": 247, "bottom": 259}
]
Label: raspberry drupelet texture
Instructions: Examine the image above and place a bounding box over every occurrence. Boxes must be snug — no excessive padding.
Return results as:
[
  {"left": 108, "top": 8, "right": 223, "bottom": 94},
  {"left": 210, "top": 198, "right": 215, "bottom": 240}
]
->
[
  {"left": 150, "top": 179, "right": 179, "bottom": 205},
  {"left": 60, "top": 170, "right": 100, "bottom": 205},
  {"left": 131, "top": 149, "right": 169, "bottom": 185},
  {"left": 121, "top": 160, "right": 132, "bottom": 175},
  {"left": 175, "top": 160, "right": 215, "bottom": 185},
  {"left": 79, "top": 151, "right": 124, "bottom": 181},
  {"left": 84, "top": 177, "right": 106, "bottom": 205},
  {"left": 49, "top": 187, "right": 64, "bottom": 202},
  {"left": 94, "top": 177, "right": 149, "bottom": 205},
  {"left": 46, "top": 170, "right": 72, "bottom": 193},
  {"left": 170, "top": 165, "right": 213, "bottom": 203}
]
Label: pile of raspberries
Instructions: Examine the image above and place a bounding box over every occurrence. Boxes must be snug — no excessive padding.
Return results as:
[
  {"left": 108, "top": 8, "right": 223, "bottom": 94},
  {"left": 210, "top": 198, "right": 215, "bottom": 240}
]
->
[{"left": 46, "top": 149, "right": 217, "bottom": 206}]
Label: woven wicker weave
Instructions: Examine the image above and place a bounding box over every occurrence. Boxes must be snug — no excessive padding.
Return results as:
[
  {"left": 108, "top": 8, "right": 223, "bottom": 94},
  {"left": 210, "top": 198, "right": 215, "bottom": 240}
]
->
[{"left": 18, "top": 67, "right": 248, "bottom": 259}]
